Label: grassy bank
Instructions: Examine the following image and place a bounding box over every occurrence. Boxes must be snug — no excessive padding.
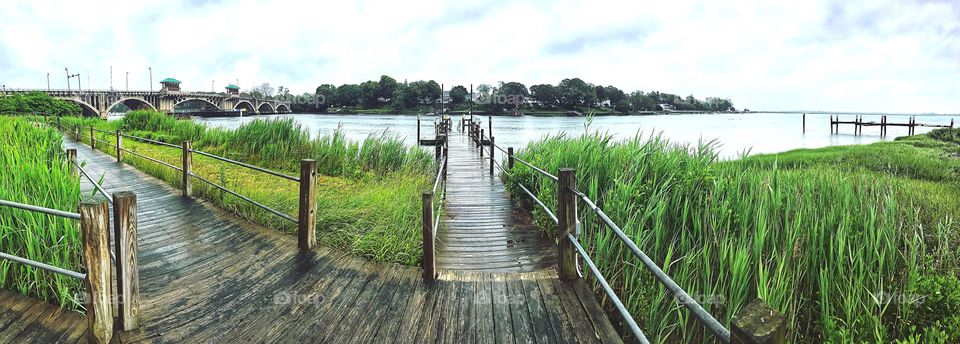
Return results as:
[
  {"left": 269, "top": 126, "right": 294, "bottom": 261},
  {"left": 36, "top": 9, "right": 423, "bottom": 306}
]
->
[
  {"left": 0, "top": 116, "right": 83, "bottom": 310},
  {"left": 58, "top": 111, "right": 434, "bottom": 265},
  {"left": 505, "top": 129, "right": 960, "bottom": 342}
]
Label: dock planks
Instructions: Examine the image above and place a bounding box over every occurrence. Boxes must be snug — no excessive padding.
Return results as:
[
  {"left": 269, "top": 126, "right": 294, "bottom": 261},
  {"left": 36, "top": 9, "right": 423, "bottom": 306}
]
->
[
  {"left": 437, "top": 131, "right": 557, "bottom": 272},
  {"left": 0, "top": 136, "right": 620, "bottom": 343}
]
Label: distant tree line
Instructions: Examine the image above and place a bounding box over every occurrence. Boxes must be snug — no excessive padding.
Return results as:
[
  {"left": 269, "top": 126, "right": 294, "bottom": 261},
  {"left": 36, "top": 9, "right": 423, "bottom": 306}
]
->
[
  {"left": 303, "top": 75, "right": 735, "bottom": 113},
  {"left": 0, "top": 92, "right": 81, "bottom": 116}
]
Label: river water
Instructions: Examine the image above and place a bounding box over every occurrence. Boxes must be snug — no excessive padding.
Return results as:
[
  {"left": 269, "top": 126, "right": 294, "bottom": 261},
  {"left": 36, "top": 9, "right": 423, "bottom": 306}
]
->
[{"left": 190, "top": 113, "right": 958, "bottom": 159}]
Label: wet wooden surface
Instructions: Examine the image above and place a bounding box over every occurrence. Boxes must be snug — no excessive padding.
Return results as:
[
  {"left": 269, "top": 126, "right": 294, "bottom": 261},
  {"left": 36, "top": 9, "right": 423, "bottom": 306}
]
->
[
  {"left": 0, "top": 136, "right": 618, "bottom": 343},
  {"left": 437, "top": 130, "right": 557, "bottom": 272}
]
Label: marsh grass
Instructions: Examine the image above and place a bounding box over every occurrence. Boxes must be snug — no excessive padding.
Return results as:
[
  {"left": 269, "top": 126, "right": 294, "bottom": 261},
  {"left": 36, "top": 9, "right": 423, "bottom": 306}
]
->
[
  {"left": 58, "top": 111, "right": 433, "bottom": 265},
  {"left": 506, "top": 131, "right": 959, "bottom": 342},
  {"left": 0, "top": 116, "right": 83, "bottom": 310}
]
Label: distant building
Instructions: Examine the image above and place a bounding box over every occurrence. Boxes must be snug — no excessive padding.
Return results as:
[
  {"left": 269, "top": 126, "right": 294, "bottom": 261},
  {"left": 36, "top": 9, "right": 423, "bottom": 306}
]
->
[
  {"left": 225, "top": 84, "right": 240, "bottom": 96},
  {"left": 160, "top": 78, "right": 182, "bottom": 94},
  {"left": 659, "top": 103, "right": 675, "bottom": 111}
]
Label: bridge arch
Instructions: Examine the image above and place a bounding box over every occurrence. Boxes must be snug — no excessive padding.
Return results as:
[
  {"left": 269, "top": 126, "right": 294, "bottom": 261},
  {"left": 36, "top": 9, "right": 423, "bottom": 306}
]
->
[
  {"left": 174, "top": 98, "right": 220, "bottom": 112},
  {"left": 257, "top": 103, "right": 275, "bottom": 114},
  {"left": 63, "top": 98, "right": 100, "bottom": 117},
  {"left": 275, "top": 104, "right": 290, "bottom": 113},
  {"left": 235, "top": 100, "right": 256, "bottom": 114},
  {"left": 107, "top": 97, "right": 157, "bottom": 114}
]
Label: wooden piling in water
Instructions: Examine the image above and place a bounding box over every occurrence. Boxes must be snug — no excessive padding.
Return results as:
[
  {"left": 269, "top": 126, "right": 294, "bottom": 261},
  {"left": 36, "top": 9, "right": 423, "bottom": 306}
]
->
[
  {"left": 416, "top": 116, "right": 421, "bottom": 145},
  {"left": 489, "top": 136, "right": 495, "bottom": 175},
  {"left": 181, "top": 141, "right": 192, "bottom": 197},
  {"left": 802, "top": 113, "right": 806, "bottom": 133},
  {"left": 557, "top": 168, "right": 578, "bottom": 281},
  {"left": 112, "top": 191, "right": 140, "bottom": 331},
  {"left": 79, "top": 196, "right": 113, "bottom": 344}
]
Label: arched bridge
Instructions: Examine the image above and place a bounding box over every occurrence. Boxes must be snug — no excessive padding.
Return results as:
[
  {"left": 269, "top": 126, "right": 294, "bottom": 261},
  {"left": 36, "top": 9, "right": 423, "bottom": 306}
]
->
[{"left": 5, "top": 89, "right": 292, "bottom": 118}]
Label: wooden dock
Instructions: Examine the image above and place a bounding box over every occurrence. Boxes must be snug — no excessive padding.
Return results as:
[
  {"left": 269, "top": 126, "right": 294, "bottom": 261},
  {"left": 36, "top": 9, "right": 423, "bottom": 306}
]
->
[
  {"left": 0, "top": 136, "right": 621, "bottom": 342},
  {"left": 830, "top": 115, "right": 954, "bottom": 136}
]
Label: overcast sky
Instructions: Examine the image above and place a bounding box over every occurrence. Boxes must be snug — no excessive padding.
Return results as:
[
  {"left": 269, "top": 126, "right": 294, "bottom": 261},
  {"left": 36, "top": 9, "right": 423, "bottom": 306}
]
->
[{"left": 0, "top": 0, "right": 957, "bottom": 113}]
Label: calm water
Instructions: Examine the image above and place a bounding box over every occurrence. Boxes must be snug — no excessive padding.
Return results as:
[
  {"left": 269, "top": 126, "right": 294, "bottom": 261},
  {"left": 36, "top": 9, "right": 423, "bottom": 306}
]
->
[{"left": 190, "top": 113, "right": 958, "bottom": 159}]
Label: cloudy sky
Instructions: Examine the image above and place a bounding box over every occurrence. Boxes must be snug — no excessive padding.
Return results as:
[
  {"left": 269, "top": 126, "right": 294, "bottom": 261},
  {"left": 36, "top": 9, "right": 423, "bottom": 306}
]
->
[{"left": 0, "top": 0, "right": 957, "bottom": 113}]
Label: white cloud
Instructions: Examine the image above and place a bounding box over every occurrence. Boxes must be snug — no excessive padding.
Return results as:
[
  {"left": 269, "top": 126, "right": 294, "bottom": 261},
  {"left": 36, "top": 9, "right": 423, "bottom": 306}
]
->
[{"left": 0, "top": 0, "right": 957, "bottom": 113}]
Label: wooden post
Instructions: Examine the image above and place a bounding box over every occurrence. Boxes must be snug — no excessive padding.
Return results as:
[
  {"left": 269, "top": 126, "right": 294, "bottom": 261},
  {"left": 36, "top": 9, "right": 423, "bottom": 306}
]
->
[
  {"left": 557, "top": 168, "right": 578, "bottom": 281},
  {"left": 488, "top": 114, "right": 493, "bottom": 139},
  {"left": 508, "top": 147, "right": 514, "bottom": 169},
  {"left": 731, "top": 299, "right": 786, "bottom": 344},
  {"left": 116, "top": 130, "right": 123, "bottom": 162},
  {"left": 89, "top": 126, "right": 96, "bottom": 149},
  {"left": 802, "top": 113, "right": 806, "bottom": 133},
  {"left": 181, "top": 141, "right": 192, "bottom": 197},
  {"left": 112, "top": 191, "right": 140, "bottom": 330},
  {"left": 57, "top": 116, "right": 61, "bottom": 130},
  {"left": 79, "top": 196, "right": 113, "bottom": 344},
  {"left": 479, "top": 129, "right": 484, "bottom": 158},
  {"left": 416, "top": 116, "right": 420, "bottom": 145},
  {"left": 489, "top": 136, "right": 495, "bottom": 175},
  {"left": 421, "top": 192, "right": 435, "bottom": 282},
  {"left": 66, "top": 148, "right": 78, "bottom": 179},
  {"left": 298, "top": 159, "right": 318, "bottom": 251},
  {"left": 443, "top": 147, "right": 448, "bottom": 182}
]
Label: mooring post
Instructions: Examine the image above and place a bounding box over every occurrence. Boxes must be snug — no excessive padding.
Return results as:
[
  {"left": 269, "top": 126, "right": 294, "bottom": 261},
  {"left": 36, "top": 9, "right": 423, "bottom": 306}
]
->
[
  {"left": 89, "top": 126, "right": 96, "bottom": 149},
  {"left": 421, "top": 192, "right": 436, "bottom": 282},
  {"left": 488, "top": 114, "right": 493, "bottom": 139},
  {"left": 298, "top": 159, "right": 318, "bottom": 251},
  {"left": 112, "top": 191, "right": 140, "bottom": 331},
  {"left": 181, "top": 141, "right": 192, "bottom": 197},
  {"left": 79, "top": 196, "right": 113, "bottom": 344},
  {"left": 557, "top": 168, "right": 578, "bottom": 281},
  {"left": 66, "top": 148, "right": 78, "bottom": 179},
  {"left": 489, "top": 136, "right": 495, "bottom": 175},
  {"left": 479, "top": 129, "right": 484, "bottom": 157},
  {"left": 443, "top": 147, "right": 448, "bottom": 182},
  {"left": 508, "top": 147, "right": 514, "bottom": 169},
  {"left": 731, "top": 299, "right": 787, "bottom": 344},
  {"left": 116, "top": 130, "right": 123, "bottom": 162},
  {"left": 802, "top": 113, "right": 806, "bottom": 133},
  {"left": 416, "top": 116, "right": 421, "bottom": 145}
]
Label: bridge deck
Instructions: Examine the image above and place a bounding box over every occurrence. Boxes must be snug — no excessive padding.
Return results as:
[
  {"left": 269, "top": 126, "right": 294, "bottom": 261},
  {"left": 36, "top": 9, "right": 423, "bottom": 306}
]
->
[
  {"left": 0, "top": 137, "right": 620, "bottom": 343},
  {"left": 437, "top": 130, "right": 557, "bottom": 272}
]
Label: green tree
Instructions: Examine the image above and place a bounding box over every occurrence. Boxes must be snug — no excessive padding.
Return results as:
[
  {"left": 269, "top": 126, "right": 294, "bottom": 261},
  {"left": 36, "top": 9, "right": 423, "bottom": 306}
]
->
[
  {"left": 530, "top": 84, "right": 558, "bottom": 109},
  {"left": 391, "top": 84, "right": 418, "bottom": 110},
  {"left": 423, "top": 80, "right": 442, "bottom": 104},
  {"left": 360, "top": 81, "right": 381, "bottom": 108},
  {"left": 334, "top": 84, "right": 362, "bottom": 107},
  {"left": 605, "top": 86, "right": 626, "bottom": 107},
  {"left": 450, "top": 85, "right": 468, "bottom": 105},
  {"left": 315, "top": 84, "right": 336, "bottom": 111},
  {"left": 557, "top": 78, "right": 596, "bottom": 110},
  {"left": 378, "top": 75, "right": 397, "bottom": 100},
  {"left": 499, "top": 82, "right": 528, "bottom": 109}
]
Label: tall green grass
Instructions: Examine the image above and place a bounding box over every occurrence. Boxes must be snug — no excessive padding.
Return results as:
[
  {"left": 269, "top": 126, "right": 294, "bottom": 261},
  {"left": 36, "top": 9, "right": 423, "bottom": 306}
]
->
[
  {"left": 58, "top": 111, "right": 435, "bottom": 265},
  {"left": 506, "top": 131, "right": 959, "bottom": 342},
  {"left": 0, "top": 116, "right": 83, "bottom": 310}
]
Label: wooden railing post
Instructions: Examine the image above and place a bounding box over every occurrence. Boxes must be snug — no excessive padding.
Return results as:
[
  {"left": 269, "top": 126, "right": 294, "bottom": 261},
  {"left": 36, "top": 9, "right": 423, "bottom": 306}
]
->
[
  {"left": 116, "top": 130, "right": 123, "bottom": 162},
  {"left": 508, "top": 147, "right": 515, "bottom": 169},
  {"left": 421, "top": 192, "right": 436, "bottom": 282},
  {"left": 557, "top": 168, "right": 578, "bottom": 280},
  {"left": 89, "top": 126, "right": 96, "bottom": 149},
  {"left": 181, "top": 141, "right": 192, "bottom": 197},
  {"left": 489, "top": 136, "right": 495, "bottom": 175},
  {"left": 416, "top": 116, "right": 421, "bottom": 144},
  {"left": 66, "top": 148, "right": 78, "bottom": 179},
  {"left": 79, "top": 196, "right": 113, "bottom": 344},
  {"left": 298, "top": 159, "right": 318, "bottom": 251},
  {"left": 479, "top": 129, "right": 485, "bottom": 157},
  {"left": 112, "top": 191, "right": 140, "bottom": 330},
  {"left": 731, "top": 299, "right": 786, "bottom": 344}
]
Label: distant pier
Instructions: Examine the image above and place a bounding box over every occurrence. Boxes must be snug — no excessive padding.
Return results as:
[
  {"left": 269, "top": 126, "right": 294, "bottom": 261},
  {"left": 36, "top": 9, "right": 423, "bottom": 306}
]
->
[{"left": 830, "top": 115, "right": 954, "bottom": 136}]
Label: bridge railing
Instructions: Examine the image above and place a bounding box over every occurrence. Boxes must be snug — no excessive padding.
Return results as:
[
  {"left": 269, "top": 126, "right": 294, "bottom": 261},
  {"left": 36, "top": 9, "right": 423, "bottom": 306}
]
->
[
  {"left": 1, "top": 148, "right": 140, "bottom": 343},
  {"left": 462, "top": 116, "right": 786, "bottom": 344},
  {"left": 54, "top": 119, "right": 320, "bottom": 251}
]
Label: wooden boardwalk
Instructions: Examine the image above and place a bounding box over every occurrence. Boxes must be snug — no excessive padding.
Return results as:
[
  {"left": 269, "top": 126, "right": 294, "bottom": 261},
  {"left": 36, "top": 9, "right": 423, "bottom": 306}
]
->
[
  {"left": 437, "top": 131, "right": 557, "bottom": 272},
  {"left": 0, "top": 137, "right": 621, "bottom": 343}
]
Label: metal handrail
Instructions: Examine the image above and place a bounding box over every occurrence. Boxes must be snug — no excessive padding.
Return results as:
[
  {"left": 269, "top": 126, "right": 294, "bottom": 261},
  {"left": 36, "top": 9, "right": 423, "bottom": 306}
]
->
[
  {"left": 120, "top": 148, "right": 183, "bottom": 172},
  {"left": 571, "top": 188, "right": 731, "bottom": 342},
  {"left": 514, "top": 157, "right": 559, "bottom": 181},
  {"left": 0, "top": 251, "right": 86, "bottom": 280},
  {"left": 516, "top": 183, "right": 558, "bottom": 224},
  {"left": 568, "top": 234, "right": 650, "bottom": 343},
  {"left": 190, "top": 172, "right": 298, "bottom": 224},
  {"left": 0, "top": 199, "right": 81, "bottom": 220},
  {"left": 120, "top": 133, "right": 182, "bottom": 149},
  {"left": 192, "top": 148, "right": 300, "bottom": 182},
  {"left": 74, "top": 161, "right": 113, "bottom": 205}
]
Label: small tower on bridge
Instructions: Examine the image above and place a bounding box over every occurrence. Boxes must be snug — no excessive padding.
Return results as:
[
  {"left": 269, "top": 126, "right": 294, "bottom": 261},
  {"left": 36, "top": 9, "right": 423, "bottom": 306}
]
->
[
  {"left": 159, "top": 78, "right": 182, "bottom": 94},
  {"left": 225, "top": 84, "right": 240, "bottom": 97}
]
